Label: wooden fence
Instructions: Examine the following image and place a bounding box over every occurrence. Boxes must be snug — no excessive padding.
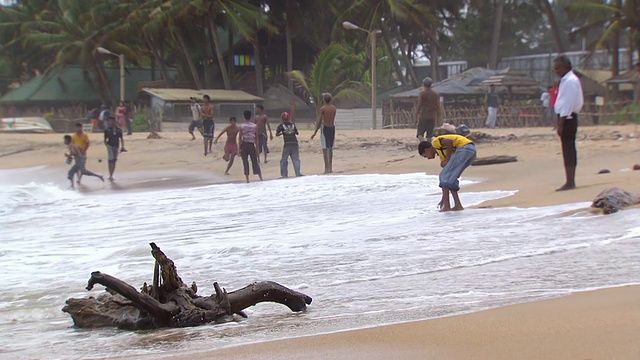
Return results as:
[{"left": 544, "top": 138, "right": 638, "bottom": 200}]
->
[{"left": 384, "top": 101, "right": 640, "bottom": 129}]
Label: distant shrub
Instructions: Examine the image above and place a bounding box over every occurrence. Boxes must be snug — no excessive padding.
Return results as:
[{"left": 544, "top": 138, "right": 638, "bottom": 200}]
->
[
  {"left": 131, "top": 114, "right": 151, "bottom": 132},
  {"left": 43, "top": 112, "right": 54, "bottom": 121},
  {"left": 609, "top": 104, "right": 640, "bottom": 124}
]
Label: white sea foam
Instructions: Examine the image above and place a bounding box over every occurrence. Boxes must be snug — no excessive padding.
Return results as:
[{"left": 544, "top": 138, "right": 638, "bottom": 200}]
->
[{"left": 0, "top": 172, "right": 639, "bottom": 359}]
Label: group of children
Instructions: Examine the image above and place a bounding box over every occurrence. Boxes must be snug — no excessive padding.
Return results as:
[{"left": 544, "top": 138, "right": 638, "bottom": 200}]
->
[{"left": 193, "top": 93, "right": 337, "bottom": 183}]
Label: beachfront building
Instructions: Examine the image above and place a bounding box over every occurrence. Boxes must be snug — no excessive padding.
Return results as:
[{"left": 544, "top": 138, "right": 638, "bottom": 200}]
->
[
  {"left": 385, "top": 67, "right": 544, "bottom": 129},
  {"left": 139, "top": 88, "right": 263, "bottom": 131}
]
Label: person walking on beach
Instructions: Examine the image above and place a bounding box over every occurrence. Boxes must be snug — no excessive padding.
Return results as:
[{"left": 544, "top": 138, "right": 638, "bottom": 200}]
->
[
  {"left": 104, "top": 116, "right": 127, "bottom": 181},
  {"left": 414, "top": 77, "right": 441, "bottom": 142},
  {"left": 418, "top": 134, "right": 476, "bottom": 212},
  {"left": 201, "top": 95, "right": 215, "bottom": 156},
  {"left": 64, "top": 135, "right": 103, "bottom": 189},
  {"left": 115, "top": 101, "right": 127, "bottom": 129},
  {"left": 311, "top": 93, "right": 336, "bottom": 174},
  {"left": 276, "top": 111, "right": 302, "bottom": 178},
  {"left": 214, "top": 116, "right": 240, "bottom": 175},
  {"left": 485, "top": 85, "right": 499, "bottom": 128},
  {"left": 71, "top": 122, "right": 92, "bottom": 184},
  {"left": 239, "top": 110, "right": 263, "bottom": 183},
  {"left": 98, "top": 104, "right": 110, "bottom": 130},
  {"left": 254, "top": 104, "right": 273, "bottom": 163},
  {"left": 553, "top": 55, "right": 584, "bottom": 192},
  {"left": 188, "top": 97, "right": 203, "bottom": 141}
]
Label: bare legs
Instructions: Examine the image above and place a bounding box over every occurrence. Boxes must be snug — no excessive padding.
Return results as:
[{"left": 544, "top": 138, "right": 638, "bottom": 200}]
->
[
  {"left": 224, "top": 154, "right": 235, "bottom": 175},
  {"left": 439, "top": 188, "right": 464, "bottom": 212},
  {"left": 322, "top": 148, "right": 333, "bottom": 174}
]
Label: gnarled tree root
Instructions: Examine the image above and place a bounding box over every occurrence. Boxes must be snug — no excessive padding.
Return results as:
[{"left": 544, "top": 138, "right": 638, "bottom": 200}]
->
[{"left": 62, "top": 243, "right": 312, "bottom": 329}]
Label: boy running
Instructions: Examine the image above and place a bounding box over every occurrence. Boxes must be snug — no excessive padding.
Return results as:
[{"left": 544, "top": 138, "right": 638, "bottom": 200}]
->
[
  {"left": 238, "top": 110, "right": 263, "bottom": 183},
  {"left": 254, "top": 104, "right": 273, "bottom": 163},
  {"left": 64, "top": 135, "right": 103, "bottom": 189},
  {"left": 214, "top": 116, "right": 240, "bottom": 175}
]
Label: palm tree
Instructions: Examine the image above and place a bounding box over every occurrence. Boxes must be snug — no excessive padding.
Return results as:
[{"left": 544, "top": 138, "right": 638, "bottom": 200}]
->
[
  {"left": 568, "top": 0, "right": 640, "bottom": 74},
  {"left": 288, "top": 43, "right": 369, "bottom": 115},
  {"left": 489, "top": 0, "right": 505, "bottom": 69},
  {"left": 537, "top": 0, "right": 566, "bottom": 53},
  {"left": 9, "top": 0, "right": 140, "bottom": 103}
]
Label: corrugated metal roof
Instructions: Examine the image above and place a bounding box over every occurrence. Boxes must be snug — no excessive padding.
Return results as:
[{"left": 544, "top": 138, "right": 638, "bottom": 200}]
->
[
  {"left": 0, "top": 66, "right": 176, "bottom": 104},
  {"left": 141, "top": 88, "right": 263, "bottom": 102}
]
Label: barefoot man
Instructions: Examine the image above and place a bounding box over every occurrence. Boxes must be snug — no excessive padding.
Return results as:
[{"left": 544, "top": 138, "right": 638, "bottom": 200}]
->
[
  {"left": 188, "top": 97, "right": 203, "bottom": 141},
  {"left": 214, "top": 116, "right": 240, "bottom": 175},
  {"left": 104, "top": 116, "right": 127, "bottom": 181},
  {"left": 311, "top": 93, "right": 336, "bottom": 174},
  {"left": 414, "top": 77, "right": 441, "bottom": 142},
  {"left": 254, "top": 104, "right": 273, "bottom": 163},
  {"left": 239, "top": 110, "right": 263, "bottom": 183},
  {"left": 201, "top": 95, "right": 215, "bottom": 156},
  {"left": 64, "top": 135, "right": 103, "bottom": 189},
  {"left": 553, "top": 55, "right": 584, "bottom": 192},
  {"left": 418, "top": 134, "right": 476, "bottom": 212}
]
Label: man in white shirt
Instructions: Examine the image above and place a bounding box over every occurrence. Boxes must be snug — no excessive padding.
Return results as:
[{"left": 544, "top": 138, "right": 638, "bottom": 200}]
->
[
  {"left": 553, "top": 55, "right": 584, "bottom": 192},
  {"left": 540, "top": 87, "right": 552, "bottom": 124},
  {"left": 188, "top": 97, "right": 202, "bottom": 141}
]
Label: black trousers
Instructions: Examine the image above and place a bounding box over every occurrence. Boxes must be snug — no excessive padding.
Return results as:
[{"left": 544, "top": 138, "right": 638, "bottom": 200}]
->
[
  {"left": 560, "top": 114, "right": 578, "bottom": 168},
  {"left": 240, "top": 142, "right": 261, "bottom": 175}
]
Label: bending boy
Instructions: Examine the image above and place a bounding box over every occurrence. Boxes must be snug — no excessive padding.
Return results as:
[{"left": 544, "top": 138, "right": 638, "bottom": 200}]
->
[{"left": 418, "top": 134, "right": 476, "bottom": 211}]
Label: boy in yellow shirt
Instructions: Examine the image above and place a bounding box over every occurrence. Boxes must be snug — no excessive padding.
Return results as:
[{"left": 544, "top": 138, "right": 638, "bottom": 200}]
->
[{"left": 418, "top": 134, "right": 476, "bottom": 211}]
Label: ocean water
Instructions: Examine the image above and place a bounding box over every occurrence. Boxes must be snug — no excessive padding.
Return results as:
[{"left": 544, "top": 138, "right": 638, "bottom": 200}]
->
[{"left": 0, "top": 171, "right": 639, "bottom": 360}]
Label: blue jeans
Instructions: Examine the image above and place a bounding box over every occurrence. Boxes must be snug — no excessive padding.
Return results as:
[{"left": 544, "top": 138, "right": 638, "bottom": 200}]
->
[
  {"left": 280, "top": 143, "right": 301, "bottom": 177},
  {"left": 439, "top": 144, "right": 477, "bottom": 191}
]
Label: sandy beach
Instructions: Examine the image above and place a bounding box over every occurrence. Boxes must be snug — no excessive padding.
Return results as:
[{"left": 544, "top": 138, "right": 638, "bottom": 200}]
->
[{"left": 2, "top": 124, "right": 640, "bottom": 359}]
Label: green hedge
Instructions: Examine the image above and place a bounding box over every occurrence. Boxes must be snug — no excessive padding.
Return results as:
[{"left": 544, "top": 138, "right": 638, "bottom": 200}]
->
[{"left": 131, "top": 114, "right": 151, "bottom": 132}]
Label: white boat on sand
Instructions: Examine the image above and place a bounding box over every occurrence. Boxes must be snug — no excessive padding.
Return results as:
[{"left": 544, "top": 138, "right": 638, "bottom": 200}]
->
[{"left": 0, "top": 117, "right": 55, "bottom": 133}]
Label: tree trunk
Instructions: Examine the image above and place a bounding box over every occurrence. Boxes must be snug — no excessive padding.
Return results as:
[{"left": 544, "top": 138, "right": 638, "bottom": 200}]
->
[
  {"left": 611, "top": 0, "right": 620, "bottom": 77},
  {"left": 430, "top": 38, "right": 439, "bottom": 82},
  {"left": 489, "top": 0, "right": 504, "bottom": 69},
  {"left": 285, "top": 0, "right": 294, "bottom": 91},
  {"left": 209, "top": 15, "right": 232, "bottom": 90},
  {"left": 62, "top": 243, "right": 312, "bottom": 330},
  {"left": 390, "top": 19, "right": 419, "bottom": 87},
  {"left": 253, "top": 42, "right": 264, "bottom": 96},
  {"left": 381, "top": 24, "right": 406, "bottom": 86},
  {"left": 538, "top": 0, "right": 565, "bottom": 53},
  {"left": 228, "top": 30, "right": 235, "bottom": 89},
  {"left": 146, "top": 36, "right": 171, "bottom": 85},
  {"left": 175, "top": 30, "right": 202, "bottom": 90}
]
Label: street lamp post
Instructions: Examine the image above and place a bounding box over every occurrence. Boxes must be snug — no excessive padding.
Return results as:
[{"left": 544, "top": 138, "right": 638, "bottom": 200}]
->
[
  {"left": 97, "top": 47, "right": 125, "bottom": 102},
  {"left": 343, "top": 21, "right": 380, "bottom": 130}
]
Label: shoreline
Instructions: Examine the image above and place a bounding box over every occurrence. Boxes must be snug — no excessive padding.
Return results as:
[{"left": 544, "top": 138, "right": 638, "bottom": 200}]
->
[
  {"left": 149, "top": 284, "right": 640, "bottom": 360},
  {"left": 1, "top": 125, "right": 639, "bottom": 208}
]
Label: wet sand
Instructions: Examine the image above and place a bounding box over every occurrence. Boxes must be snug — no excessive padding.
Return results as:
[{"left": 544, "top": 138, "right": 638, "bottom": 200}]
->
[
  {"left": 2, "top": 125, "right": 640, "bottom": 359},
  {"left": 159, "top": 286, "right": 640, "bottom": 360}
]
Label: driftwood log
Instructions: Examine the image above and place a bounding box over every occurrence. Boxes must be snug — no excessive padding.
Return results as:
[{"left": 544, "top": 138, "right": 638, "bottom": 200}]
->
[
  {"left": 591, "top": 187, "right": 640, "bottom": 215},
  {"left": 472, "top": 155, "right": 518, "bottom": 166},
  {"left": 62, "top": 243, "right": 312, "bottom": 329}
]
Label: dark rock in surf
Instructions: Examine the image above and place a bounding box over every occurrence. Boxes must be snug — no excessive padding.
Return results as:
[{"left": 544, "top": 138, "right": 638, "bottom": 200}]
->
[{"left": 591, "top": 188, "right": 640, "bottom": 214}]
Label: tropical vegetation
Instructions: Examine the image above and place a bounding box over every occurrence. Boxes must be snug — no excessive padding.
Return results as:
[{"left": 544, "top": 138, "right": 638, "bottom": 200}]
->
[{"left": 0, "top": 0, "right": 638, "bottom": 104}]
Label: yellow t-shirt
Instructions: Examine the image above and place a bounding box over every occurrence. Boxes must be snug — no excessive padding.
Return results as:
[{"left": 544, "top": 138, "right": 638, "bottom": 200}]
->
[
  {"left": 431, "top": 134, "right": 473, "bottom": 161},
  {"left": 72, "top": 133, "right": 90, "bottom": 154}
]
